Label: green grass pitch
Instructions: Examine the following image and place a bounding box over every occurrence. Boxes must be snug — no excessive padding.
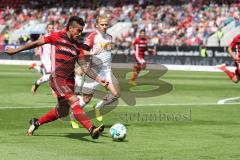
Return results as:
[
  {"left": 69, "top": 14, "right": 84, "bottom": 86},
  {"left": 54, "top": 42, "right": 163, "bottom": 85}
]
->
[{"left": 0, "top": 65, "right": 240, "bottom": 160}]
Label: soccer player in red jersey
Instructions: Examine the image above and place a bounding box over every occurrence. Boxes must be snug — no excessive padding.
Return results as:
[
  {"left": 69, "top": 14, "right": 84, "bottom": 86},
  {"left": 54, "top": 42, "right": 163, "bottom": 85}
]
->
[
  {"left": 4, "top": 16, "right": 107, "bottom": 139},
  {"left": 217, "top": 34, "right": 240, "bottom": 83},
  {"left": 128, "top": 29, "right": 156, "bottom": 85}
]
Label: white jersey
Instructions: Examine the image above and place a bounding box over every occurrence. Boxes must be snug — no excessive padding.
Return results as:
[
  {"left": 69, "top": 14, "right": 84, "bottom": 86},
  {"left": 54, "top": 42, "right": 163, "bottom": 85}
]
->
[
  {"left": 79, "top": 30, "right": 114, "bottom": 94},
  {"left": 40, "top": 35, "right": 55, "bottom": 74},
  {"left": 84, "top": 30, "right": 112, "bottom": 70}
]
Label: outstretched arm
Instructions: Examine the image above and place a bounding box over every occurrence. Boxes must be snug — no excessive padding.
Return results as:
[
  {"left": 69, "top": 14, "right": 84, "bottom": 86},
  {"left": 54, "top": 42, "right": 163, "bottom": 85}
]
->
[
  {"left": 5, "top": 38, "right": 45, "bottom": 56},
  {"left": 82, "top": 44, "right": 103, "bottom": 55},
  {"left": 77, "top": 57, "right": 109, "bottom": 88}
]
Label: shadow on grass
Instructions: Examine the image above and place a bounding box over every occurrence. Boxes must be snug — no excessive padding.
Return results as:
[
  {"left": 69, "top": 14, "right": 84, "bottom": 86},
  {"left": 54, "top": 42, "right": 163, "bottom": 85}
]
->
[
  {"left": 35, "top": 132, "right": 103, "bottom": 143},
  {"left": 103, "top": 124, "right": 130, "bottom": 128},
  {"left": 101, "top": 132, "right": 129, "bottom": 143}
]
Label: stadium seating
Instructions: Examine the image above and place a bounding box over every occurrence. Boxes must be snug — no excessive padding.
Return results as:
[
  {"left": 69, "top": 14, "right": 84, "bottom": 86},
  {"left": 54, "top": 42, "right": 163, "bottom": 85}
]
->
[
  {"left": 0, "top": 1, "right": 239, "bottom": 46},
  {"left": 0, "top": 0, "right": 27, "bottom": 8}
]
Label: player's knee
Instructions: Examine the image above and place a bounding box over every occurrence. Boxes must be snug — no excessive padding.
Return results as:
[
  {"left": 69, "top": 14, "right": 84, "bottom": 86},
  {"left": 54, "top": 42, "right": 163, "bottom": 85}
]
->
[
  {"left": 136, "top": 65, "right": 141, "bottom": 72},
  {"left": 83, "top": 94, "right": 93, "bottom": 104},
  {"left": 57, "top": 106, "right": 70, "bottom": 118},
  {"left": 57, "top": 98, "right": 71, "bottom": 118},
  {"left": 141, "top": 63, "right": 146, "bottom": 69},
  {"left": 133, "top": 65, "right": 138, "bottom": 71}
]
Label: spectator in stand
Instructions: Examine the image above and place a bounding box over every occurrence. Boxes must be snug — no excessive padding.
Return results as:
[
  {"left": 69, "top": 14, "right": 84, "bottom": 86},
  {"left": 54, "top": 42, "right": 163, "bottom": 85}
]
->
[{"left": 0, "top": 1, "right": 239, "bottom": 46}]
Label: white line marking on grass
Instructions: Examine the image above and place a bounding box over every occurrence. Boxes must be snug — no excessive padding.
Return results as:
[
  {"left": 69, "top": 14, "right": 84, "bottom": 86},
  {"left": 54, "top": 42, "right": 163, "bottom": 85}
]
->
[
  {"left": 217, "top": 97, "right": 240, "bottom": 104},
  {"left": 0, "top": 61, "right": 235, "bottom": 72},
  {"left": 1, "top": 102, "right": 240, "bottom": 109}
]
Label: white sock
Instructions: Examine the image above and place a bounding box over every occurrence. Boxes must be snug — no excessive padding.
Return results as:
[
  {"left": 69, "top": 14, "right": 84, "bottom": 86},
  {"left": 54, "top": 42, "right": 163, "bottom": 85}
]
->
[
  {"left": 36, "top": 74, "right": 50, "bottom": 85},
  {"left": 75, "top": 75, "right": 83, "bottom": 87},
  {"left": 77, "top": 96, "right": 86, "bottom": 108},
  {"left": 95, "top": 100, "right": 105, "bottom": 110}
]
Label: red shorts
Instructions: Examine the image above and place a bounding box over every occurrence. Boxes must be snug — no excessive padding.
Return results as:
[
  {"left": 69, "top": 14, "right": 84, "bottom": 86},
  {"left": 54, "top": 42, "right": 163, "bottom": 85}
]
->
[
  {"left": 50, "top": 77, "right": 74, "bottom": 98},
  {"left": 135, "top": 54, "right": 146, "bottom": 69},
  {"left": 135, "top": 54, "right": 146, "bottom": 65}
]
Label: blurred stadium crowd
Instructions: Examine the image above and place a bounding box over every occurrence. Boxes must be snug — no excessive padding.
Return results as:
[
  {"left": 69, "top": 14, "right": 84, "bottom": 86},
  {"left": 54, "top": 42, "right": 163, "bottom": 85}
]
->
[{"left": 0, "top": 0, "right": 239, "bottom": 46}]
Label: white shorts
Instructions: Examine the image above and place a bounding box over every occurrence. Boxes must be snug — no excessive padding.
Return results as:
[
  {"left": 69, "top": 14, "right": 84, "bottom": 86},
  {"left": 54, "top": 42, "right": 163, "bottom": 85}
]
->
[
  {"left": 81, "top": 69, "right": 116, "bottom": 94},
  {"left": 40, "top": 44, "right": 54, "bottom": 74},
  {"left": 41, "top": 53, "right": 52, "bottom": 74}
]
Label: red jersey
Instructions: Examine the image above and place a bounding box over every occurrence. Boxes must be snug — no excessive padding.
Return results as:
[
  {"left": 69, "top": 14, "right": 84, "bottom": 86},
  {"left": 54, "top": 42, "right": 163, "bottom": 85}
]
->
[
  {"left": 44, "top": 30, "right": 83, "bottom": 78},
  {"left": 133, "top": 37, "right": 148, "bottom": 56},
  {"left": 229, "top": 34, "right": 240, "bottom": 57}
]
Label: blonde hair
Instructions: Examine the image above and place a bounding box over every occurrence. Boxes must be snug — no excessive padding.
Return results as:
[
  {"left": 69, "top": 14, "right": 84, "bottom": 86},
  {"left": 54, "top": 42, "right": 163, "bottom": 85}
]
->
[{"left": 96, "top": 15, "right": 109, "bottom": 24}]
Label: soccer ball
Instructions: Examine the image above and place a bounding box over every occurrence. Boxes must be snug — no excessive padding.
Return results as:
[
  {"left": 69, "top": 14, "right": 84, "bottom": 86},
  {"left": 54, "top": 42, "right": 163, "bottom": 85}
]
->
[{"left": 110, "top": 123, "right": 127, "bottom": 141}]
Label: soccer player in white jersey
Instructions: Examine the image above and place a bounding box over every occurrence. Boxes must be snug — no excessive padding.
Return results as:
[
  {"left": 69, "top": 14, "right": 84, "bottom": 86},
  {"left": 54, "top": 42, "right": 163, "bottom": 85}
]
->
[
  {"left": 72, "top": 15, "right": 120, "bottom": 126},
  {"left": 30, "top": 23, "right": 55, "bottom": 94}
]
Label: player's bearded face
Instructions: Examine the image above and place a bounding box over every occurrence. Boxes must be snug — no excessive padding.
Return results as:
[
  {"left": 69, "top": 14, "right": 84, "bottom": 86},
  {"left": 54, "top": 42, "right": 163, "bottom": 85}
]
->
[
  {"left": 96, "top": 19, "right": 109, "bottom": 34},
  {"left": 69, "top": 25, "right": 83, "bottom": 41}
]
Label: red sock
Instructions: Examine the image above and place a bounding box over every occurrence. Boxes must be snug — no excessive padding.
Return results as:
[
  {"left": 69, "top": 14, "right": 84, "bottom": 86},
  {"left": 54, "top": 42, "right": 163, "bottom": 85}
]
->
[
  {"left": 38, "top": 108, "right": 58, "bottom": 125},
  {"left": 223, "top": 68, "right": 235, "bottom": 79},
  {"left": 131, "top": 65, "right": 140, "bottom": 81},
  {"left": 71, "top": 100, "right": 92, "bottom": 131}
]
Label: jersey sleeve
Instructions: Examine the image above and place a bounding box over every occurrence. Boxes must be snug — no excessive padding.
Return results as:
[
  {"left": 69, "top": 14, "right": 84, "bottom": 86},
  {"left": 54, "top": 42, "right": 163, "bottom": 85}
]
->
[
  {"left": 43, "top": 32, "right": 58, "bottom": 44},
  {"left": 84, "top": 32, "right": 96, "bottom": 49},
  {"left": 133, "top": 38, "right": 138, "bottom": 46},
  {"left": 77, "top": 47, "right": 85, "bottom": 60},
  {"left": 229, "top": 35, "right": 240, "bottom": 49}
]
